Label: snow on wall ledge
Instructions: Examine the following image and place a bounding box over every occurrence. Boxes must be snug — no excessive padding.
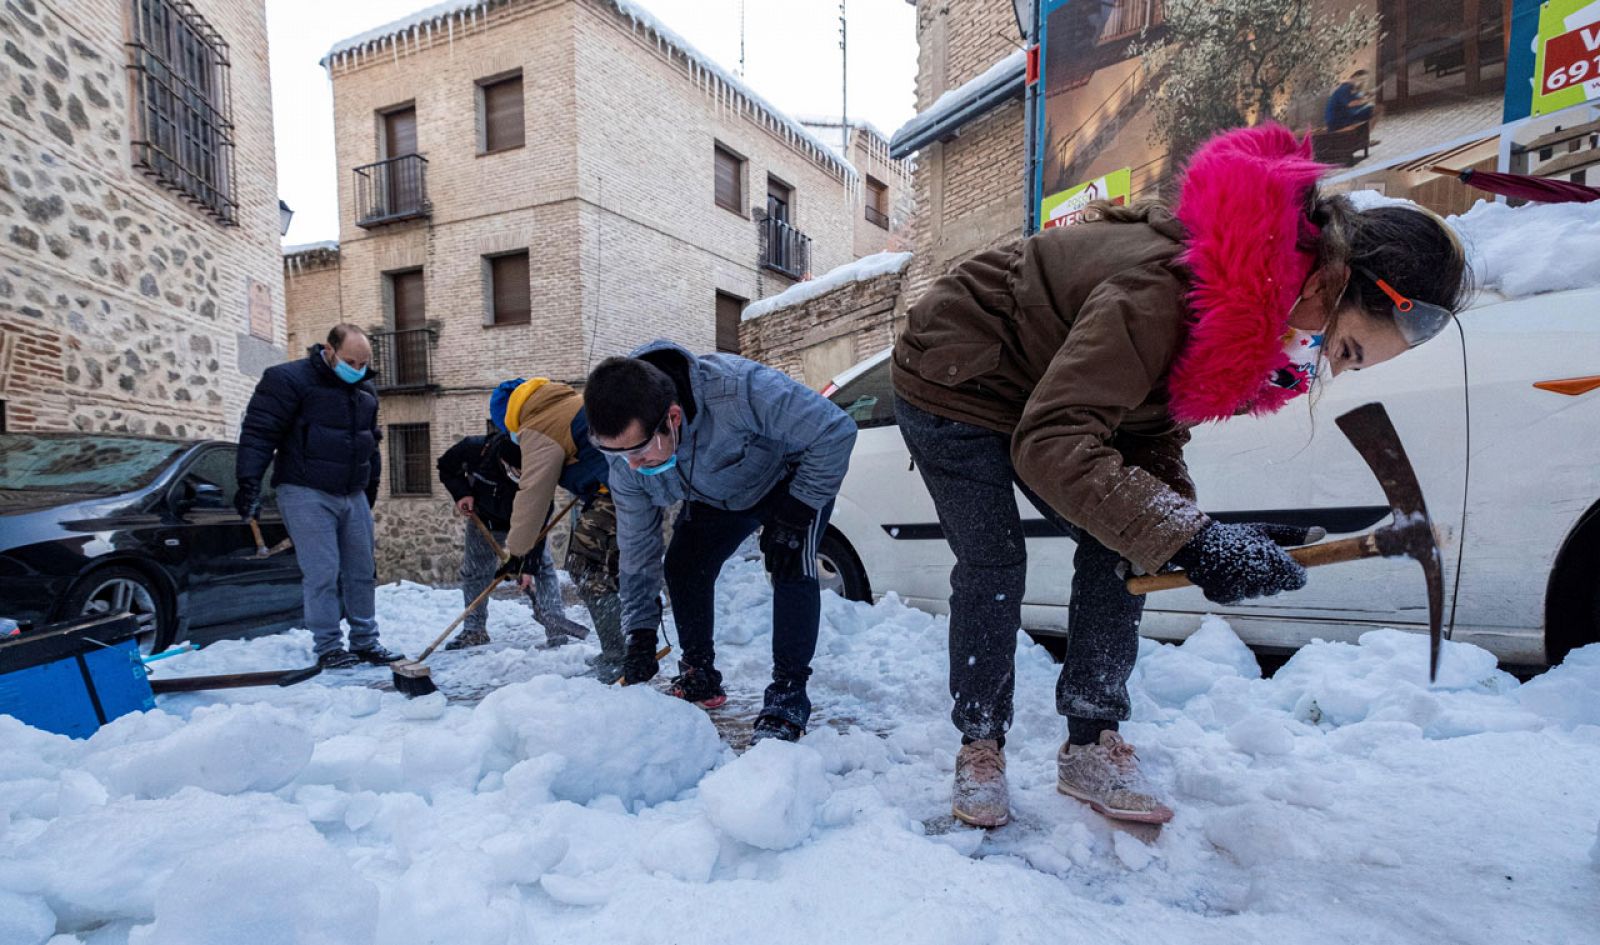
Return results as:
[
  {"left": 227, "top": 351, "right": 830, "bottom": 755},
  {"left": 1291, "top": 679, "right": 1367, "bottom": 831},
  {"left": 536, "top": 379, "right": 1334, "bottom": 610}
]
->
[
  {"left": 322, "top": 0, "right": 857, "bottom": 185},
  {"left": 743, "top": 251, "right": 913, "bottom": 322}
]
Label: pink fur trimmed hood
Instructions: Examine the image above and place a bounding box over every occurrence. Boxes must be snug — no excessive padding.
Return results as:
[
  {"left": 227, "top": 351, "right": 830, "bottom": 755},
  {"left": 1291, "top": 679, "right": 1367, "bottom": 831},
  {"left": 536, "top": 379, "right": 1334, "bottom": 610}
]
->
[{"left": 1167, "top": 125, "right": 1331, "bottom": 425}]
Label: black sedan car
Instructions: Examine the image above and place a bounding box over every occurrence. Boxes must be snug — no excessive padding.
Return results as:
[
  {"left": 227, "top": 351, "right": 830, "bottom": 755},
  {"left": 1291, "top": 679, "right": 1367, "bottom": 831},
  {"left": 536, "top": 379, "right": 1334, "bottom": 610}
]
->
[{"left": 0, "top": 433, "right": 304, "bottom": 653}]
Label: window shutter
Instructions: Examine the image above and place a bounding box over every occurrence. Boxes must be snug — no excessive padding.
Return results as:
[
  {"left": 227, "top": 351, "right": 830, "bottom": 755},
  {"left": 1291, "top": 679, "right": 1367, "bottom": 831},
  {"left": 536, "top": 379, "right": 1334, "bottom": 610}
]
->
[
  {"left": 483, "top": 75, "right": 525, "bottom": 152},
  {"left": 391, "top": 270, "right": 426, "bottom": 331},
  {"left": 491, "top": 252, "right": 531, "bottom": 325},
  {"left": 715, "top": 292, "right": 745, "bottom": 354},
  {"left": 714, "top": 146, "right": 742, "bottom": 212}
]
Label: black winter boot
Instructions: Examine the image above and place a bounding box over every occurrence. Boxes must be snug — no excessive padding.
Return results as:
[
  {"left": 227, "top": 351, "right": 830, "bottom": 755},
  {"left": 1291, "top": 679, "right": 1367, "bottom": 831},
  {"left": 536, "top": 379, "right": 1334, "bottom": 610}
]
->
[{"left": 669, "top": 664, "right": 727, "bottom": 708}]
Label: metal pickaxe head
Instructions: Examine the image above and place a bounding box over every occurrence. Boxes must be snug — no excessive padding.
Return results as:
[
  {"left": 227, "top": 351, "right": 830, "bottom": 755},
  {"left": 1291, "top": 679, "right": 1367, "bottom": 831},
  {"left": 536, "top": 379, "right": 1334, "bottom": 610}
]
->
[{"left": 1334, "top": 402, "right": 1445, "bottom": 681}]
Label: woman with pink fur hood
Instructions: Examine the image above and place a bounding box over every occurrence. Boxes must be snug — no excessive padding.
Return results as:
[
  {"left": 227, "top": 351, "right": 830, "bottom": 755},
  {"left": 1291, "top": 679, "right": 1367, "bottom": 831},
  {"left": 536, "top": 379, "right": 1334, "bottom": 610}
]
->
[{"left": 891, "top": 124, "right": 1470, "bottom": 829}]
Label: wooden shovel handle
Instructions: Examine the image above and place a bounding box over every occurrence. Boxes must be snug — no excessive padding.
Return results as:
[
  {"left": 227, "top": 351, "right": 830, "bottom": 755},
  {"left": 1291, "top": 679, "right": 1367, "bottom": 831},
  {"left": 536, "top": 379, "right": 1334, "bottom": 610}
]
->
[
  {"left": 1125, "top": 533, "right": 1379, "bottom": 595},
  {"left": 248, "top": 518, "right": 267, "bottom": 553}
]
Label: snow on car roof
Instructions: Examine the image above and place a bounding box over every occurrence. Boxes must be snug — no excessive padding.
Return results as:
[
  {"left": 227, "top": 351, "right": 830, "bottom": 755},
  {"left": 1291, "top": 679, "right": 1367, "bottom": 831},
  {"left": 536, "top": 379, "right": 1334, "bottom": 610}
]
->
[{"left": 1348, "top": 190, "right": 1600, "bottom": 303}]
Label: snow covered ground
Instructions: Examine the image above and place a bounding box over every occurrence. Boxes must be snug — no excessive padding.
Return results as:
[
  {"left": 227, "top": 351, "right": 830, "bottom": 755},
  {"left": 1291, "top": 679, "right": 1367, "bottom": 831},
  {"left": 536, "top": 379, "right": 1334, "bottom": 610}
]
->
[{"left": 2, "top": 555, "right": 1598, "bottom": 945}]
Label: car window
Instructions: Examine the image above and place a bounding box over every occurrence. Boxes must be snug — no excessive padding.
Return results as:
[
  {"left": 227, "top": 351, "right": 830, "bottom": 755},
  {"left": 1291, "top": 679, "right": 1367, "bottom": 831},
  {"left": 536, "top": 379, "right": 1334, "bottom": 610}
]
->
[
  {"left": 177, "top": 447, "right": 238, "bottom": 507},
  {"left": 827, "top": 358, "right": 897, "bottom": 428},
  {"left": 0, "top": 434, "right": 186, "bottom": 494}
]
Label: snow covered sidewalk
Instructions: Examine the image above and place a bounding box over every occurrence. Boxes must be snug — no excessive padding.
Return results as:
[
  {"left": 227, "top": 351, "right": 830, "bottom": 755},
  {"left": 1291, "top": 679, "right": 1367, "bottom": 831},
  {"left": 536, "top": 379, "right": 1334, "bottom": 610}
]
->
[{"left": 2, "top": 556, "right": 1598, "bottom": 945}]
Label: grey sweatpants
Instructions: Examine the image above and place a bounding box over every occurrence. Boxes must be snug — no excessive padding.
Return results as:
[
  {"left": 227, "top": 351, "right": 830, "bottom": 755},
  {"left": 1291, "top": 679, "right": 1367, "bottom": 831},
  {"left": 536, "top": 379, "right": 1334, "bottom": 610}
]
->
[{"left": 277, "top": 483, "right": 381, "bottom": 657}]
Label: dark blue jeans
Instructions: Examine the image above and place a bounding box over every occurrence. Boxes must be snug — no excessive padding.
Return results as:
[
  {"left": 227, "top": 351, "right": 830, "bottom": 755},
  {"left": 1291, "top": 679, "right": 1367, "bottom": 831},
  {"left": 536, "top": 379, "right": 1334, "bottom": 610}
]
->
[
  {"left": 664, "top": 486, "right": 834, "bottom": 728},
  {"left": 895, "top": 396, "right": 1144, "bottom": 742}
]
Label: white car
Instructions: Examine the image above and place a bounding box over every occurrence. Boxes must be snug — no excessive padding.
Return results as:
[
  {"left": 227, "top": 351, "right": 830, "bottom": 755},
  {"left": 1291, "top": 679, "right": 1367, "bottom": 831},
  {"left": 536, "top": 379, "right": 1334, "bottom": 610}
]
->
[{"left": 814, "top": 286, "right": 1600, "bottom": 668}]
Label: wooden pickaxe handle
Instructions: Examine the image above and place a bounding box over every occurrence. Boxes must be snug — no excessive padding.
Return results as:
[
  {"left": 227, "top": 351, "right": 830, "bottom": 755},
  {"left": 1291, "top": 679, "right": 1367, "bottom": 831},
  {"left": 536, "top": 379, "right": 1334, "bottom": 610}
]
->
[
  {"left": 248, "top": 519, "right": 268, "bottom": 556},
  {"left": 1126, "top": 532, "right": 1380, "bottom": 595}
]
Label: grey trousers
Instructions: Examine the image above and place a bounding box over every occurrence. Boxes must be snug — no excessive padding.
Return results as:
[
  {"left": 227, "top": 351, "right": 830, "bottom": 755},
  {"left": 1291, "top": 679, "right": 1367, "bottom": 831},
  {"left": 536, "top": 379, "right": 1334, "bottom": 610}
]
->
[
  {"left": 277, "top": 483, "right": 381, "bottom": 657},
  {"left": 460, "top": 522, "right": 586, "bottom": 642}
]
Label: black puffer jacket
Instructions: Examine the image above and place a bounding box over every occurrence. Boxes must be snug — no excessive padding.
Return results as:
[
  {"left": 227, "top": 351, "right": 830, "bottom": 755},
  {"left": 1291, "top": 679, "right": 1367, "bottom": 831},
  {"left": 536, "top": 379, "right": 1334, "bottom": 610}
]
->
[
  {"left": 236, "top": 345, "right": 382, "bottom": 502},
  {"left": 436, "top": 433, "right": 521, "bottom": 531}
]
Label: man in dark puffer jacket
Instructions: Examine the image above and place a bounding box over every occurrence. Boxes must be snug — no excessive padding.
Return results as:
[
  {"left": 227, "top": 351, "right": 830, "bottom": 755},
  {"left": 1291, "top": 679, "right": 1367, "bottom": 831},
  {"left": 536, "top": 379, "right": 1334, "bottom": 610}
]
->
[{"left": 235, "top": 324, "right": 403, "bottom": 669}]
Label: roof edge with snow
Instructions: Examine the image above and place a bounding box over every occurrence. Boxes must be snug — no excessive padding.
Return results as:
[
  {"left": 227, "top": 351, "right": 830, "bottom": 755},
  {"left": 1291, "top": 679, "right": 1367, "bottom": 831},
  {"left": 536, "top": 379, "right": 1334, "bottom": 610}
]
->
[
  {"left": 889, "top": 49, "right": 1026, "bottom": 159},
  {"left": 322, "top": 0, "right": 858, "bottom": 183}
]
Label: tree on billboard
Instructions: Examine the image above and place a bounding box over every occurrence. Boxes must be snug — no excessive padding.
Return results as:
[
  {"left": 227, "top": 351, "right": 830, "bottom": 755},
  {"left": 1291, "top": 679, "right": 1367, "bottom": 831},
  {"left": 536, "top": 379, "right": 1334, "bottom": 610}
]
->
[{"left": 1137, "top": 0, "right": 1378, "bottom": 163}]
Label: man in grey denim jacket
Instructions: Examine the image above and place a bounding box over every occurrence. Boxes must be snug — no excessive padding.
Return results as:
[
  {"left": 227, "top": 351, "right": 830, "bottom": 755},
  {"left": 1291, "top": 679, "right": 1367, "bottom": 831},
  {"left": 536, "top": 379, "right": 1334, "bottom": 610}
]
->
[{"left": 584, "top": 340, "right": 856, "bottom": 743}]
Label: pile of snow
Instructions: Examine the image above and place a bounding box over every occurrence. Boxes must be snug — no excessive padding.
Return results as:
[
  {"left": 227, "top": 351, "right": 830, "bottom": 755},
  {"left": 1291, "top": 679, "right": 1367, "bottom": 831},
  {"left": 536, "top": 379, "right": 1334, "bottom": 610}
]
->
[
  {"left": 743, "top": 251, "right": 913, "bottom": 321},
  {"left": 891, "top": 48, "right": 1026, "bottom": 153},
  {"left": 1347, "top": 189, "right": 1600, "bottom": 302},
  {"left": 1, "top": 555, "right": 1598, "bottom": 943}
]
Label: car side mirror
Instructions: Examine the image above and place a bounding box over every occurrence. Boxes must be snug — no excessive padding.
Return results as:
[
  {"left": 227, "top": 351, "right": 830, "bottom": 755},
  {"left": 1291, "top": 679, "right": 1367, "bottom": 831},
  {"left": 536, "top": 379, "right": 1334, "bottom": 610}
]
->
[{"left": 173, "top": 479, "right": 226, "bottom": 513}]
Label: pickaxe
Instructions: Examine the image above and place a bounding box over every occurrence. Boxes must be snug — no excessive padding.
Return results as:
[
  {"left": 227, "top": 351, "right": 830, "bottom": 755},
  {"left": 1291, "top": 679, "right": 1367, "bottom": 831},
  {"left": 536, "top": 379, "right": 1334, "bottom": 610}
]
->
[{"left": 1126, "top": 402, "right": 1445, "bottom": 681}]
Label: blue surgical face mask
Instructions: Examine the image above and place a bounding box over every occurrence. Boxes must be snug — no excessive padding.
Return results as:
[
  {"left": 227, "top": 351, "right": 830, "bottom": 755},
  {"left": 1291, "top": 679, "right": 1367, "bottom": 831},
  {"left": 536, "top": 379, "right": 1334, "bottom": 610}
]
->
[
  {"left": 637, "top": 454, "right": 677, "bottom": 476},
  {"left": 333, "top": 357, "right": 367, "bottom": 384},
  {"left": 509, "top": 430, "right": 520, "bottom": 444}
]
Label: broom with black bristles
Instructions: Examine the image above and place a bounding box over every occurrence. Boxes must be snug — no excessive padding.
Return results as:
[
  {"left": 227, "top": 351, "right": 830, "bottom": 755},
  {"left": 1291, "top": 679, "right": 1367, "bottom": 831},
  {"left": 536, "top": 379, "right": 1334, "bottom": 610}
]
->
[{"left": 392, "top": 495, "right": 580, "bottom": 698}]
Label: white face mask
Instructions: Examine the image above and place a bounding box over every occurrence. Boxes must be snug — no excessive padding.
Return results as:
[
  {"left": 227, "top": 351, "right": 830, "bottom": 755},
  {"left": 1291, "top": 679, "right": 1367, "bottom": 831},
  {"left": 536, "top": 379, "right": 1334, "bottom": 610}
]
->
[{"left": 1271, "top": 326, "right": 1325, "bottom": 394}]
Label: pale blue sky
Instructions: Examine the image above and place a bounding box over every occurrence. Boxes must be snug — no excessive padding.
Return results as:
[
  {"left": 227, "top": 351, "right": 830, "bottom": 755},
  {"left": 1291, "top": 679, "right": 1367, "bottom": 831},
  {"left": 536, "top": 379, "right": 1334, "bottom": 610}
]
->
[{"left": 268, "top": 0, "right": 920, "bottom": 246}]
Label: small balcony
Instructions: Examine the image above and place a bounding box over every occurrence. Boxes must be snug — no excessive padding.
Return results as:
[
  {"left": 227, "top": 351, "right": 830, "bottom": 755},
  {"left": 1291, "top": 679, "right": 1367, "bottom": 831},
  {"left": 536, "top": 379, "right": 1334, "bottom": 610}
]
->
[
  {"left": 370, "top": 328, "right": 437, "bottom": 392},
  {"left": 354, "top": 154, "right": 431, "bottom": 228},
  {"left": 759, "top": 216, "right": 811, "bottom": 281}
]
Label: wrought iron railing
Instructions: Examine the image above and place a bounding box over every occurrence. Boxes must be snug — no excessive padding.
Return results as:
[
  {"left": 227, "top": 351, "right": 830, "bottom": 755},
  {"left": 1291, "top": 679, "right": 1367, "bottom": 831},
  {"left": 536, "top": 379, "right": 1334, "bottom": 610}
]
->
[
  {"left": 370, "top": 328, "right": 435, "bottom": 391},
  {"left": 354, "top": 154, "right": 431, "bottom": 227},
  {"left": 865, "top": 205, "right": 890, "bottom": 229},
  {"left": 759, "top": 216, "right": 811, "bottom": 280}
]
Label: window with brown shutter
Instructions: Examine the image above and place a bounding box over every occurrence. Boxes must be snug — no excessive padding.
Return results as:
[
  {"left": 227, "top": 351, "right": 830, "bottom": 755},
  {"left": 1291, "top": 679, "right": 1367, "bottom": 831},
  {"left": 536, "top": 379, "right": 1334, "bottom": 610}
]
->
[
  {"left": 865, "top": 177, "right": 889, "bottom": 229},
  {"left": 488, "top": 251, "right": 531, "bottom": 326},
  {"left": 714, "top": 144, "right": 744, "bottom": 214},
  {"left": 715, "top": 291, "right": 746, "bottom": 354},
  {"left": 479, "top": 72, "right": 524, "bottom": 153}
]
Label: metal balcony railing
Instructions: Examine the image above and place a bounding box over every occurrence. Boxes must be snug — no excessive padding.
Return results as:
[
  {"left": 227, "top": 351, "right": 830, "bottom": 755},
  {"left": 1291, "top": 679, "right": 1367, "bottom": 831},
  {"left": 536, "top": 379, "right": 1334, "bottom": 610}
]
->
[
  {"left": 865, "top": 205, "right": 890, "bottom": 229},
  {"left": 370, "top": 328, "right": 436, "bottom": 391},
  {"left": 759, "top": 216, "right": 811, "bottom": 280},
  {"left": 354, "top": 154, "right": 431, "bottom": 228}
]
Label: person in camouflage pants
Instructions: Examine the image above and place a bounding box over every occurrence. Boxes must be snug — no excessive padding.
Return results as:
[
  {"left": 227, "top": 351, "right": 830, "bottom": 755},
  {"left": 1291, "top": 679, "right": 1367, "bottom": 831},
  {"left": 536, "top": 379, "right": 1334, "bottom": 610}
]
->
[{"left": 563, "top": 490, "right": 625, "bottom": 679}]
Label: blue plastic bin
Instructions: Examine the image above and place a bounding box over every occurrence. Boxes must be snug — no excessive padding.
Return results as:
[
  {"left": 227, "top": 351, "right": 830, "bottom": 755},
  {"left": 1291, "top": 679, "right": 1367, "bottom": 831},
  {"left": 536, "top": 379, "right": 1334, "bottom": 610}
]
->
[{"left": 0, "top": 613, "right": 155, "bottom": 738}]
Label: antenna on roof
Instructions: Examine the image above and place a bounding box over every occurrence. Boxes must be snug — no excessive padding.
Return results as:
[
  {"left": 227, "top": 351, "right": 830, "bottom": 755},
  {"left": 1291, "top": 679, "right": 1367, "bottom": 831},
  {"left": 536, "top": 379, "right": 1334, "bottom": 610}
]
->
[
  {"left": 738, "top": 0, "right": 746, "bottom": 77},
  {"left": 839, "top": 0, "right": 848, "bottom": 150}
]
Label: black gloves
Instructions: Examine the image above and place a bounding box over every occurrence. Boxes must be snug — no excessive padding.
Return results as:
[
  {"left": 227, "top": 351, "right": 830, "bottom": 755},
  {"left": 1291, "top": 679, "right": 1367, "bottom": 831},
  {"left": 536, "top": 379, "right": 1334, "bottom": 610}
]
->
[
  {"left": 622, "top": 629, "right": 661, "bottom": 684},
  {"left": 1170, "top": 521, "right": 1319, "bottom": 604},
  {"left": 494, "top": 553, "right": 528, "bottom": 582},
  {"left": 761, "top": 495, "right": 816, "bottom": 582},
  {"left": 234, "top": 480, "right": 261, "bottom": 521}
]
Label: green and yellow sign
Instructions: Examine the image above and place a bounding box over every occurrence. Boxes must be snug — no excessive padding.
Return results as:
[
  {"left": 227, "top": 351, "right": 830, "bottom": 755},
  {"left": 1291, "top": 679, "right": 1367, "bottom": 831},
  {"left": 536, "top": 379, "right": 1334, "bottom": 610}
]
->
[{"left": 1040, "top": 168, "right": 1133, "bottom": 230}]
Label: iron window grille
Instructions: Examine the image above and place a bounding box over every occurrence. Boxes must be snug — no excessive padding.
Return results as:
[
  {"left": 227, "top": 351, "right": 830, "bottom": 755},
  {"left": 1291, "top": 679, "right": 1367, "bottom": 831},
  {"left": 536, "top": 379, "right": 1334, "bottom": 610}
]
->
[
  {"left": 126, "top": 0, "right": 237, "bottom": 225},
  {"left": 388, "top": 423, "right": 433, "bottom": 496}
]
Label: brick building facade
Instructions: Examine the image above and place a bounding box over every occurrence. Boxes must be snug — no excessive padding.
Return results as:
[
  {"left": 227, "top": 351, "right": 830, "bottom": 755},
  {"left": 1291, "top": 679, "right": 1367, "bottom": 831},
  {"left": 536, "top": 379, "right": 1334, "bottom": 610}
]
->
[
  {"left": 297, "top": 0, "right": 870, "bottom": 583},
  {"left": 0, "top": 0, "right": 285, "bottom": 437}
]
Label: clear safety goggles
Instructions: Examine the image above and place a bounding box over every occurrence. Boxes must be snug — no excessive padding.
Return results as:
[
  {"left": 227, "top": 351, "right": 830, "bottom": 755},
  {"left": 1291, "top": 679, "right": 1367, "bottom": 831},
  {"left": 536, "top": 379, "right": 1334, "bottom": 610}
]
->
[{"left": 1355, "top": 267, "right": 1454, "bottom": 348}]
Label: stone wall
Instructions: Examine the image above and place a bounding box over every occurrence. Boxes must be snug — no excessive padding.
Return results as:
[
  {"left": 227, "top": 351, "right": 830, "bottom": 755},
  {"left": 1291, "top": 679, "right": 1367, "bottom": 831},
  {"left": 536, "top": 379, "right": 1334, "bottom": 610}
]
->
[
  {"left": 0, "top": 0, "right": 285, "bottom": 438},
  {"left": 901, "top": 0, "right": 1025, "bottom": 309},
  {"left": 738, "top": 265, "right": 909, "bottom": 390}
]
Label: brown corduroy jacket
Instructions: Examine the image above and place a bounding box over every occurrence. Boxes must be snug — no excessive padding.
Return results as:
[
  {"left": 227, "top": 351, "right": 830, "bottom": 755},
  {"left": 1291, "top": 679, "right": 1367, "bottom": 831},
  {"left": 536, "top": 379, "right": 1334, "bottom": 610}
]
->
[{"left": 892, "top": 208, "right": 1208, "bottom": 574}]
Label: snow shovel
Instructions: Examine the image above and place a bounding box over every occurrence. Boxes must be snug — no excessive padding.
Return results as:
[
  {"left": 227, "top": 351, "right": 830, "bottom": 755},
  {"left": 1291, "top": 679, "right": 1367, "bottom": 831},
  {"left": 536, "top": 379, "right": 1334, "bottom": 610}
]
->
[
  {"left": 149, "top": 664, "right": 323, "bottom": 694},
  {"left": 1126, "top": 402, "right": 1446, "bottom": 680},
  {"left": 469, "top": 513, "right": 509, "bottom": 563},
  {"left": 392, "top": 495, "right": 581, "bottom": 698}
]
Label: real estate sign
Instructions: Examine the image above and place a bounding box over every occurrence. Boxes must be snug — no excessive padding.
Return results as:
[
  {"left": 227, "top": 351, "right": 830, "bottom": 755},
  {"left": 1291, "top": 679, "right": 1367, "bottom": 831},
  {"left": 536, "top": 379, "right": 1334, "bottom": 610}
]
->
[
  {"left": 1040, "top": 168, "right": 1132, "bottom": 228},
  {"left": 1532, "top": 0, "right": 1600, "bottom": 116}
]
